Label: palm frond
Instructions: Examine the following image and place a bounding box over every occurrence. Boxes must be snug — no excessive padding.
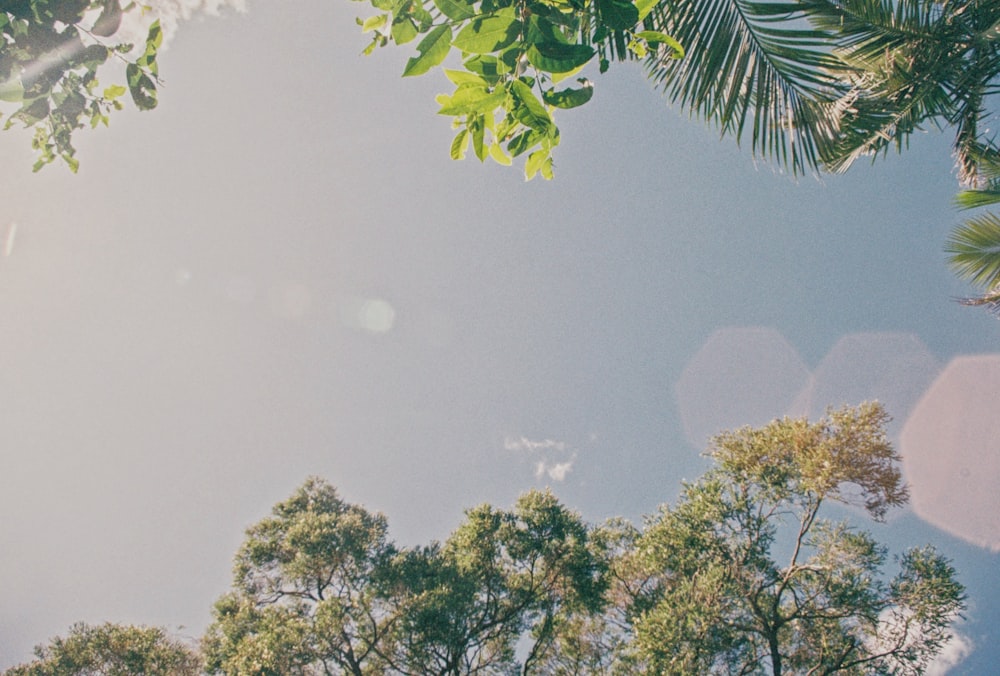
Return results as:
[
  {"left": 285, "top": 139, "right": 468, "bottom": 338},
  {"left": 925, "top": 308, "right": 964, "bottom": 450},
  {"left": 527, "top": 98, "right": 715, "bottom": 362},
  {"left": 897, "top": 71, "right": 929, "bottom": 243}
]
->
[
  {"left": 956, "top": 288, "right": 1000, "bottom": 318},
  {"left": 807, "top": 0, "right": 974, "bottom": 171},
  {"left": 945, "top": 211, "right": 1000, "bottom": 289},
  {"left": 643, "top": 0, "right": 848, "bottom": 176},
  {"left": 955, "top": 185, "right": 1000, "bottom": 210}
]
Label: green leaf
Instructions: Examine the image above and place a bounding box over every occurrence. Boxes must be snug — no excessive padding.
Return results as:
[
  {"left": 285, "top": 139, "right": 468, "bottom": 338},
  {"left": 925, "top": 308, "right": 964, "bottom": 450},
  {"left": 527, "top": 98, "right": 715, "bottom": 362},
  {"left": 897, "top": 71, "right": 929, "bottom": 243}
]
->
[
  {"left": 0, "top": 78, "right": 24, "bottom": 103},
  {"left": 463, "top": 55, "right": 511, "bottom": 84},
  {"left": 471, "top": 117, "right": 486, "bottom": 160},
  {"left": 633, "top": 30, "right": 684, "bottom": 58},
  {"left": 103, "top": 84, "right": 128, "bottom": 100},
  {"left": 509, "top": 79, "right": 551, "bottom": 130},
  {"left": 437, "top": 85, "right": 507, "bottom": 115},
  {"left": 126, "top": 63, "right": 157, "bottom": 110},
  {"left": 451, "top": 128, "right": 470, "bottom": 159},
  {"left": 391, "top": 17, "right": 419, "bottom": 44},
  {"left": 433, "top": 0, "right": 476, "bottom": 21},
  {"left": 403, "top": 25, "right": 453, "bottom": 77},
  {"left": 452, "top": 9, "right": 521, "bottom": 54},
  {"left": 634, "top": 0, "right": 656, "bottom": 20},
  {"left": 526, "top": 43, "right": 595, "bottom": 74},
  {"left": 542, "top": 80, "right": 593, "bottom": 108},
  {"left": 525, "top": 148, "right": 548, "bottom": 179},
  {"left": 489, "top": 142, "right": 512, "bottom": 165},
  {"left": 362, "top": 13, "right": 388, "bottom": 32},
  {"left": 444, "top": 69, "right": 488, "bottom": 86},
  {"left": 597, "top": 0, "right": 638, "bottom": 31},
  {"left": 507, "top": 128, "right": 544, "bottom": 156}
]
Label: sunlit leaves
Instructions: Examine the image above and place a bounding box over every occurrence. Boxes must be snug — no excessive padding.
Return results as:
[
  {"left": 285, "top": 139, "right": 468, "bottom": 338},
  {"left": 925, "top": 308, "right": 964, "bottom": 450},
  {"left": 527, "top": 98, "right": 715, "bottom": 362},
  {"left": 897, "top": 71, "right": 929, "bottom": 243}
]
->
[
  {"left": 355, "top": 0, "right": 678, "bottom": 178},
  {"left": 402, "top": 24, "right": 452, "bottom": 76},
  {"left": 0, "top": 2, "right": 163, "bottom": 172}
]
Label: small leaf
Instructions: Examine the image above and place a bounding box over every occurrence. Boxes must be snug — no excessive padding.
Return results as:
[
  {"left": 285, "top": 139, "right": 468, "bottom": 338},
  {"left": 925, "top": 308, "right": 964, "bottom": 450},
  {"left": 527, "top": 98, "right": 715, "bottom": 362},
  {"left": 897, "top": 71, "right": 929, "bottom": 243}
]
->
[
  {"left": 126, "top": 63, "right": 157, "bottom": 109},
  {"left": 633, "top": 30, "right": 684, "bottom": 58},
  {"left": 362, "top": 14, "right": 388, "bottom": 32},
  {"left": 437, "top": 85, "right": 507, "bottom": 115},
  {"left": 542, "top": 80, "right": 594, "bottom": 109},
  {"left": 510, "top": 79, "right": 551, "bottom": 131},
  {"left": 403, "top": 25, "right": 453, "bottom": 77},
  {"left": 526, "top": 43, "right": 595, "bottom": 74},
  {"left": 444, "top": 69, "right": 488, "bottom": 86},
  {"left": 525, "top": 148, "right": 547, "bottom": 179},
  {"left": 451, "top": 128, "right": 470, "bottom": 159},
  {"left": 489, "top": 143, "right": 512, "bottom": 165},
  {"left": 634, "top": 0, "right": 656, "bottom": 20}
]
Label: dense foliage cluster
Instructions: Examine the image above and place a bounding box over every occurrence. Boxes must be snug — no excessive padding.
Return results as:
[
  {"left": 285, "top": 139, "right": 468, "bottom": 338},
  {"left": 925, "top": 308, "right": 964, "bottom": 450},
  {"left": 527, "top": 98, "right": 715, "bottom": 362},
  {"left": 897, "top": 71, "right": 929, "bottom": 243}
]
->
[
  {"left": 0, "top": 0, "right": 161, "bottom": 171},
  {"left": 6, "top": 404, "right": 966, "bottom": 675}
]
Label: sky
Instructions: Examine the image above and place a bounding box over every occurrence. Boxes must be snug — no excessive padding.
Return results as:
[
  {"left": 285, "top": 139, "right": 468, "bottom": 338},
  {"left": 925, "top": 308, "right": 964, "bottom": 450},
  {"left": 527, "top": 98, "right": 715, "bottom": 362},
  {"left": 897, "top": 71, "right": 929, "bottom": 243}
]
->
[{"left": 1, "top": 0, "right": 998, "bottom": 672}]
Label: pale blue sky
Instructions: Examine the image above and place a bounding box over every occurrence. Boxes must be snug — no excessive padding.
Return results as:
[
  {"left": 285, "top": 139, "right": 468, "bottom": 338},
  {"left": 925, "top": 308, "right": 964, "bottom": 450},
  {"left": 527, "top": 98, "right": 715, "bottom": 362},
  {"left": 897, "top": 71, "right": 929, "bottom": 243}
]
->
[{"left": 1, "top": 1, "right": 998, "bottom": 672}]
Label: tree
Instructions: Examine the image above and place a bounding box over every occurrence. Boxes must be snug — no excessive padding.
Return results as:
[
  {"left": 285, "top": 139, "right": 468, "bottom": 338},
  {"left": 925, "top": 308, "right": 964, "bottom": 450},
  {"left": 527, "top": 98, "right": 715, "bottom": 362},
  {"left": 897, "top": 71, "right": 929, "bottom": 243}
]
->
[
  {"left": 629, "top": 403, "right": 966, "bottom": 675},
  {"left": 383, "top": 490, "right": 606, "bottom": 674},
  {"left": 202, "top": 476, "right": 398, "bottom": 675},
  {"left": 0, "top": 1, "right": 162, "bottom": 172},
  {"left": 5, "top": 622, "right": 201, "bottom": 676}
]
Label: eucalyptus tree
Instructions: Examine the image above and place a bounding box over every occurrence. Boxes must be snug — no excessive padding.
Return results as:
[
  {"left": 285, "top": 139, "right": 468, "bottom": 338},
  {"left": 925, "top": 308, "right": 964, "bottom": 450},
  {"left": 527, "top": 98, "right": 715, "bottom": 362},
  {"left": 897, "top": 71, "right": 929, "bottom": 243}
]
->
[
  {"left": 630, "top": 403, "right": 966, "bottom": 675},
  {"left": 383, "top": 489, "right": 607, "bottom": 675},
  {"left": 5, "top": 622, "right": 201, "bottom": 676},
  {"left": 202, "top": 477, "right": 399, "bottom": 676}
]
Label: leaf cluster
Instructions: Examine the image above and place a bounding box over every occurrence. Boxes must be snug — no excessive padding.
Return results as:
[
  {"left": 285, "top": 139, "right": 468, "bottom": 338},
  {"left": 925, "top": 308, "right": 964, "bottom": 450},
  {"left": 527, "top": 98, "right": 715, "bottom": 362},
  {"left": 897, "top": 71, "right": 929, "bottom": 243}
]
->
[
  {"left": 354, "top": 0, "right": 681, "bottom": 178},
  {"left": 0, "top": 1, "right": 162, "bottom": 172}
]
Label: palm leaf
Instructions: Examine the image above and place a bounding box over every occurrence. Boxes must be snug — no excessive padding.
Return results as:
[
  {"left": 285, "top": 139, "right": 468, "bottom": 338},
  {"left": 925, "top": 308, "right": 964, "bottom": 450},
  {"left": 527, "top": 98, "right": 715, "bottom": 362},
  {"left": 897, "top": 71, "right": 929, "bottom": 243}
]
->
[
  {"left": 642, "top": 0, "right": 849, "bottom": 176},
  {"left": 945, "top": 212, "right": 1000, "bottom": 290}
]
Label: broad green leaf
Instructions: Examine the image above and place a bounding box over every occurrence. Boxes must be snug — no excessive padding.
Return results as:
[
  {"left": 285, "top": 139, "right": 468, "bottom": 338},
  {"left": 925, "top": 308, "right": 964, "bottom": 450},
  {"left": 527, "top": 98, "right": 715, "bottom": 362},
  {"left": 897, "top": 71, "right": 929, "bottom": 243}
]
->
[
  {"left": 362, "top": 14, "right": 388, "bottom": 32},
  {"left": 510, "top": 79, "right": 551, "bottom": 130},
  {"left": 526, "top": 43, "right": 595, "bottom": 73},
  {"left": 597, "top": 0, "right": 638, "bottom": 31},
  {"left": 463, "top": 55, "right": 511, "bottom": 84},
  {"left": 403, "top": 25, "right": 453, "bottom": 77},
  {"left": 444, "top": 69, "right": 488, "bottom": 86},
  {"left": 525, "top": 148, "right": 548, "bottom": 179},
  {"left": 551, "top": 63, "right": 586, "bottom": 84},
  {"left": 472, "top": 117, "right": 486, "bottom": 160},
  {"left": 634, "top": 0, "right": 656, "bottom": 20},
  {"left": 433, "top": 0, "right": 476, "bottom": 21},
  {"left": 451, "top": 128, "right": 470, "bottom": 159},
  {"left": 437, "top": 85, "right": 507, "bottom": 115},
  {"left": 0, "top": 78, "right": 24, "bottom": 102},
  {"left": 542, "top": 81, "right": 593, "bottom": 108},
  {"left": 507, "top": 128, "right": 544, "bottom": 156},
  {"left": 102, "top": 84, "right": 128, "bottom": 100},
  {"left": 126, "top": 63, "right": 157, "bottom": 110},
  {"left": 489, "top": 143, "right": 512, "bottom": 165},
  {"left": 452, "top": 9, "right": 521, "bottom": 54},
  {"left": 634, "top": 30, "right": 684, "bottom": 58},
  {"left": 391, "top": 16, "right": 419, "bottom": 44}
]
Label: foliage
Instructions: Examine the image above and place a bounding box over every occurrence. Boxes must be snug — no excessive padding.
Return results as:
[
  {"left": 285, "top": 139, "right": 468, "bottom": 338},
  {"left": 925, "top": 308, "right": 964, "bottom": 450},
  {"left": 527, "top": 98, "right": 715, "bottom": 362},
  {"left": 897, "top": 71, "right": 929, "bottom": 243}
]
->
[
  {"left": 632, "top": 402, "right": 965, "bottom": 675},
  {"left": 0, "top": 1, "right": 161, "bottom": 172},
  {"left": 5, "top": 622, "right": 201, "bottom": 676},
  {"left": 384, "top": 489, "right": 606, "bottom": 674},
  {"left": 9, "top": 405, "right": 968, "bottom": 675},
  {"left": 351, "top": 0, "right": 682, "bottom": 179},
  {"left": 202, "top": 476, "right": 398, "bottom": 675}
]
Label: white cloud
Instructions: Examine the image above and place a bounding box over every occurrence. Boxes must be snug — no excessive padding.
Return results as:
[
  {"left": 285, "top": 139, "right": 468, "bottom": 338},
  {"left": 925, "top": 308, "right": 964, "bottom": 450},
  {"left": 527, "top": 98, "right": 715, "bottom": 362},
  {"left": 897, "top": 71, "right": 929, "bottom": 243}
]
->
[
  {"left": 504, "top": 437, "right": 568, "bottom": 453},
  {"left": 510, "top": 437, "right": 576, "bottom": 482},
  {"left": 118, "top": 0, "right": 247, "bottom": 48},
  {"left": 926, "top": 631, "right": 973, "bottom": 676}
]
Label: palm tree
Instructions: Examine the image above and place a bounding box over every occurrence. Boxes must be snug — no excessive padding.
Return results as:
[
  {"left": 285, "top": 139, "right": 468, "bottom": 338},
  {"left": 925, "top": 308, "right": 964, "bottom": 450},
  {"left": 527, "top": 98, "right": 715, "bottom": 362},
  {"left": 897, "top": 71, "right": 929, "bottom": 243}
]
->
[{"left": 641, "top": 0, "right": 1000, "bottom": 314}]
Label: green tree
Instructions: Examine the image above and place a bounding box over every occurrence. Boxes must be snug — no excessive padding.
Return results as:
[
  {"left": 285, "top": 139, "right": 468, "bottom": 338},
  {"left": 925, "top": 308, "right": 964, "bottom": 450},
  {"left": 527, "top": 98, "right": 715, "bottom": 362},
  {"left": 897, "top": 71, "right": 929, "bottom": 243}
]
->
[
  {"left": 384, "top": 489, "right": 606, "bottom": 674},
  {"left": 202, "top": 476, "right": 398, "bottom": 675},
  {"left": 0, "top": 1, "right": 161, "bottom": 171},
  {"left": 630, "top": 403, "right": 966, "bottom": 675},
  {"left": 4, "top": 622, "right": 201, "bottom": 676}
]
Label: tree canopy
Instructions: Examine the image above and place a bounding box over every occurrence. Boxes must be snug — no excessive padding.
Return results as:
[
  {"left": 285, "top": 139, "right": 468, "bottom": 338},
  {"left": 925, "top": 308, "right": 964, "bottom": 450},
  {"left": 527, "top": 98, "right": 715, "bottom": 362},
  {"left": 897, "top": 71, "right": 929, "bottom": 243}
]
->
[{"left": 8, "top": 403, "right": 966, "bottom": 675}]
